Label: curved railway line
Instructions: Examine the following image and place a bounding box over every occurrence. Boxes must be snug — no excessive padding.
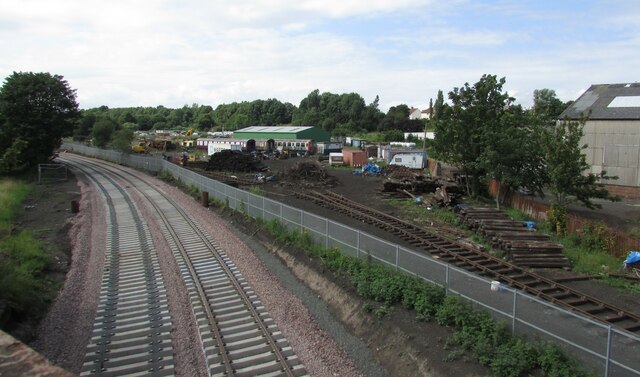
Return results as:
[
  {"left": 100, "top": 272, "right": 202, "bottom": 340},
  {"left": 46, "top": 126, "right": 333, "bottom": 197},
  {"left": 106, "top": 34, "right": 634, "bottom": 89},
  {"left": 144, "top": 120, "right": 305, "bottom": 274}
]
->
[
  {"left": 294, "top": 190, "right": 640, "bottom": 335},
  {"left": 63, "top": 155, "right": 307, "bottom": 376}
]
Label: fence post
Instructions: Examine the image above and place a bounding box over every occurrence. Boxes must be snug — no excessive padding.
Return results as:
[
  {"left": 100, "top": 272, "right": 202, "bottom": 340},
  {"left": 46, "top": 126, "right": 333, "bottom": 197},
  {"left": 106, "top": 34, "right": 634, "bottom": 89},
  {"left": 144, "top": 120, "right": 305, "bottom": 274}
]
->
[
  {"left": 395, "top": 245, "right": 399, "bottom": 270},
  {"left": 445, "top": 264, "right": 450, "bottom": 293},
  {"left": 325, "top": 219, "right": 329, "bottom": 248},
  {"left": 512, "top": 290, "right": 517, "bottom": 336},
  {"left": 356, "top": 230, "right": 360, "bottom": 259},
  {"left": 605, "top": 325, "right": 612, "bottom": 377}
]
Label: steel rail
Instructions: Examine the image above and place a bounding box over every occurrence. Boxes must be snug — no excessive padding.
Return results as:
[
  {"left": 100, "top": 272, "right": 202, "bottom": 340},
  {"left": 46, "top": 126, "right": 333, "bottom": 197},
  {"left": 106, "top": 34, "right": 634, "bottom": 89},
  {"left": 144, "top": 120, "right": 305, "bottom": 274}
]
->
[
  {"left": 66, "top": 160, "right": 175, "bottom": 376},
  {"left": 68, "top": 154, "right": 300, "bottom": 376},
  {"left": 295, "top": 190, "right": 640, "bottom": 334}
]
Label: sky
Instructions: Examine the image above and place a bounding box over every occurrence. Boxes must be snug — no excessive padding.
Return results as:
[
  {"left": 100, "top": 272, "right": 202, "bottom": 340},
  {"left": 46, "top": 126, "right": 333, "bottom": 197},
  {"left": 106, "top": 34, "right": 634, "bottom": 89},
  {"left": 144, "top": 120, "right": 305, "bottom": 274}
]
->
[{"left": 1, "top": 0, "right": 639, "bottom": 112}]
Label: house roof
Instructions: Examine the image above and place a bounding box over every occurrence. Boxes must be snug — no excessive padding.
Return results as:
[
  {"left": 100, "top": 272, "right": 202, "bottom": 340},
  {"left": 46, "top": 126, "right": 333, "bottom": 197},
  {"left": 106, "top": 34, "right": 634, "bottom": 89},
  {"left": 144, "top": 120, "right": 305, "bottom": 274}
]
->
[{"left": 560, "top": 83, "right": 640, "bottom": 120}]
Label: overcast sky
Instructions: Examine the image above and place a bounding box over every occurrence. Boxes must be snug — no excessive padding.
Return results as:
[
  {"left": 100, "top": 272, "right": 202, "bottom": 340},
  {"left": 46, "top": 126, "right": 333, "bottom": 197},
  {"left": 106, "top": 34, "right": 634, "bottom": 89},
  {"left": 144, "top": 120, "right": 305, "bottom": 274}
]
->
[{"left": 1, "top": 0, "right": 638, "bottom": 111}]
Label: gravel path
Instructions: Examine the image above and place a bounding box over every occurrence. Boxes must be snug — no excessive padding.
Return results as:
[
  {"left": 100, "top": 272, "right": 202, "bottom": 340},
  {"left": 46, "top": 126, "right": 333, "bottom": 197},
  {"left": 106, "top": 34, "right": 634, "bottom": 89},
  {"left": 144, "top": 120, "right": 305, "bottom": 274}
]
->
[{"left": 36, "top": 157, "right": 384, "bottom": 376}]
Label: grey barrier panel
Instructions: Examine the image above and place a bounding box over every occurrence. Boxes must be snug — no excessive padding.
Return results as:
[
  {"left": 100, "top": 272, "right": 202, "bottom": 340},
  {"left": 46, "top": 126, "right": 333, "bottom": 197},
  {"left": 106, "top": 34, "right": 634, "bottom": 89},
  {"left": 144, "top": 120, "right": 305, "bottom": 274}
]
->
[
  {"left": 302, "top": 211, "right": 326, "bottom": 234},
  {"left": 307, "top": 229, "right": 326, "bottom": 246},
  {"left": 328, "top": 221, "right": 358, "bottom": 248},
  {"left": 397, "top": 247, "right": 447, "bottom": 286},
  {"left": 358, "top": 232, "right": 397, "bottom": 265},
  {"left": 328, "top": 237, "right": 358, "bottom": 257},
  {"left": 281, "top": 205, "right": 302, "bottom": 232},
  {"left": 514, "top": 320, "right": 606, "bottom": 375},
  {"left": 449, "top": 269, "right": 515, "bottom": 316},
  {"left": 263, "top": 197, "right": 282, "bottom": 222},
  {"left": 611, "top": 330, "right": 640, "bottom": 376},
  {"left": 236, "top": 189, "right": 249, "bottom": 212},
  {"left": 515, "top": 294, "right": 609, "bottom": 356},
  {"left": 248, "top": 193, "right": 263, "bottom": 220}
]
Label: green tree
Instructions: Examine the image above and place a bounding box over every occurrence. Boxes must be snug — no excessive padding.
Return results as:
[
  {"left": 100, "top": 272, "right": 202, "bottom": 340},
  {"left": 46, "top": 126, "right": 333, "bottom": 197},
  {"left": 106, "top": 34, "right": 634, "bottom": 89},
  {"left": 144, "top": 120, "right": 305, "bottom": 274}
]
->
[
  {"left": 433, "top": 90, "right": 445, "bottom": 121},
  {"left": 0, "top": 72, "right": 80, "bottom": 171},
  {"left": 433, "top": 74, "right": 512, "bottom": 196},
  {"left": 481, "top": 107, "right": 546, "bottom": 208},
  {"left": 111, "top": 129, "right": 134, "bottom": 153},
  {"left": 92, "top": 118, "right": 117, "bottom": 148},
  {"left": 542, "top": 117, "right": 619, "bottom": 209},
  {"left": 532, "top": 89, "right": 566, "bottom": 120}
]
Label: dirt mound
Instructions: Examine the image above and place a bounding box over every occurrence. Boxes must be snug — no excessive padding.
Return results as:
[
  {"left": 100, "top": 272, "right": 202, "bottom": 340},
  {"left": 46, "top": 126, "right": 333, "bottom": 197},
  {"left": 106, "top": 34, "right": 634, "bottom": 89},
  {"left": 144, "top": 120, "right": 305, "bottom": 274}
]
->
[
  {"left": 280, "top": 160, "right": 338, "bottom": 187},
  {"left": 206, "top": 150, "right": 265, "bottom": 172}
]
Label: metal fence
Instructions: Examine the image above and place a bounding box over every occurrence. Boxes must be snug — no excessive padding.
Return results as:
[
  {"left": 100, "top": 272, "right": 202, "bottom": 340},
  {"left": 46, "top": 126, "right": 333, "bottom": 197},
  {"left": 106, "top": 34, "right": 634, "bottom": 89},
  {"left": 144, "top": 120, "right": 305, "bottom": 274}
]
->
[{"left": 62, "top": 143, "right": 640, "bottom": 377}]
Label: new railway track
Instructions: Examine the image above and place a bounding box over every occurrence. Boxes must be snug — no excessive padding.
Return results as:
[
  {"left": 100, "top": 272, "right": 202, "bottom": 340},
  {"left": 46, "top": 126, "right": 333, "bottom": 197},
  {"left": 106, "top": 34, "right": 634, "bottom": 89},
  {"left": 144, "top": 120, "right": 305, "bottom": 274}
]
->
[
  {"left": 63, "top": 155, "right": 306, "bottom": 376},
  {"left": 294, "top": 189, "right": 640, "bottom": 335}
]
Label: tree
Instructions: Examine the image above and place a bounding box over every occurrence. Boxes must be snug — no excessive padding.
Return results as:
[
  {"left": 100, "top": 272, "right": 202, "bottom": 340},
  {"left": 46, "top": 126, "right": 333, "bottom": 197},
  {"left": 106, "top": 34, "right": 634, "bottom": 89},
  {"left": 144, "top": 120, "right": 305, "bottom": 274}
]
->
[
  {"left": 481, "top": 107, "right": 546, "bottom": 208},
  {"left": 532, "top": 89, "right": 566, "bottom": 120},
  {"left": 0, "top": 72, "right": 80, "bottom": 171},
  {"left": 542, "top": 117, "right": 619, "bottom": 205},
  {"left": 111, "top": 129, "right": 134, "bottom": 153},
  {"left": 432, "top": 74, "right": 513, "bottom": 196},
  {"left": 92, "top": 118, "right": 117, "bottom": 148}
]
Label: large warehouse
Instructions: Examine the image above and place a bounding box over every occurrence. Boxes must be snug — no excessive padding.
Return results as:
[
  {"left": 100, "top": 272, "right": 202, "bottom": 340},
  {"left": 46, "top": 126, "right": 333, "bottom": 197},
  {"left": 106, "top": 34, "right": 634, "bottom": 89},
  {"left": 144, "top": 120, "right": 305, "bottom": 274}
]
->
[
  {"left": 559, "top": 83, "right": 640, "bottom": 198},
  {"left": 233, "top": 126, "right": 331, "bottom": 142}
]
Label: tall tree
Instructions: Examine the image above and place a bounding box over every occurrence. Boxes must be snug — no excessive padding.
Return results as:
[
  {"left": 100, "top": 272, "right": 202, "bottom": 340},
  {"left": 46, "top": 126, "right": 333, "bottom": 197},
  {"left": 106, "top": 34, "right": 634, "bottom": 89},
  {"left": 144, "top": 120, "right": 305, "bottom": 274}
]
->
[
  {"left": 0, "top": 72, "right": 79, "bottom": 171},
  {"left": 92, "top": 118, "right": 117, "bottom": 148},
  {"left": 541, "top": 117, "right": 620, "bottom": 234},
  {"left": 481, "top": 107, "right": 546, "bottom": 208},
  {"left": 542, "top": 117, "right": 619, "bottom": 209},
  {"left": 532, "top": 89, "right": 566, "bottom": 120},
  {"left": 432, "top": 74, "right": 513, "bottom": 196}
]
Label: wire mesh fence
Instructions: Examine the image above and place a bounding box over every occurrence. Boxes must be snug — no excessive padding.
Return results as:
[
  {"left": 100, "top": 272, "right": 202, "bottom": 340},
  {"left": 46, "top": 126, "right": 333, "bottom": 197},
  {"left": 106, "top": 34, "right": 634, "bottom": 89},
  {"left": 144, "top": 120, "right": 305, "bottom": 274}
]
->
[{"left": 62, "top": 143, "right": 640, "bottom": 377}]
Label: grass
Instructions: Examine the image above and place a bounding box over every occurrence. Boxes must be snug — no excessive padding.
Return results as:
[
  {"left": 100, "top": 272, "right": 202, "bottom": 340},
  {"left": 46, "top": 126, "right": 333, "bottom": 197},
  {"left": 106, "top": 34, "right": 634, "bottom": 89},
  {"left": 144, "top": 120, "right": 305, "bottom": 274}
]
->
[
  {"left": 0, "top": 178, "right": 53, "bottom": 318},
  {"left": 0, "top": 179, "right": 31, "bottom": 234}
]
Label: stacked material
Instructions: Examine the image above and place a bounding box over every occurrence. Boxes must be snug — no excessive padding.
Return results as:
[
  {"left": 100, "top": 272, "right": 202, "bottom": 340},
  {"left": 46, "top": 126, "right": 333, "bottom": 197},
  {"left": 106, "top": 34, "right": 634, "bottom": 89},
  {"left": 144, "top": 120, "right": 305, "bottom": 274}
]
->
[
  {"left": 206, "top": 150, "right": 265, "bottom": 172},
  {"left": 460, "top": 207, "right": 571, "bottom": 269}
]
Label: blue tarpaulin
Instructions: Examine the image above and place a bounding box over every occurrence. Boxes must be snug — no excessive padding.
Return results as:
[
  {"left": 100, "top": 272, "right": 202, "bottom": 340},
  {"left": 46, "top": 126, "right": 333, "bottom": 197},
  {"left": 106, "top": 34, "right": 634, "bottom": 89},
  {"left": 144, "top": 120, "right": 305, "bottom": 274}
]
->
[{"left": 624, "top": 251, "right": 640, "bottom": 265}]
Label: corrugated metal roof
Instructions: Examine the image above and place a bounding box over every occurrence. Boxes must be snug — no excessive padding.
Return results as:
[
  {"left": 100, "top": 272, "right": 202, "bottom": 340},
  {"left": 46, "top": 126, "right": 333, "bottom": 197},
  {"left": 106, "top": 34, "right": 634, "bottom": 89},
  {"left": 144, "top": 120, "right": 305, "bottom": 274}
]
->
[
  {"left": 235, "top": 126, "right": 314, "bottom": 133},
  {"left": 560, "top": 83, "right": 640, "bottom": 120}
]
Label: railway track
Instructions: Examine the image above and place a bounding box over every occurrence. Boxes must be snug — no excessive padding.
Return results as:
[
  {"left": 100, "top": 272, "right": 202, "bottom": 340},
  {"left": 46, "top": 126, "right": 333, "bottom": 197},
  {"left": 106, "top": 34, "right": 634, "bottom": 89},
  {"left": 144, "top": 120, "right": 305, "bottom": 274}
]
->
[
  {"left": 64, "top": 155, "right": 307, "bottom": 376},
  {"left": 295, "top": 190, "right": 640, "bottom": 335}
]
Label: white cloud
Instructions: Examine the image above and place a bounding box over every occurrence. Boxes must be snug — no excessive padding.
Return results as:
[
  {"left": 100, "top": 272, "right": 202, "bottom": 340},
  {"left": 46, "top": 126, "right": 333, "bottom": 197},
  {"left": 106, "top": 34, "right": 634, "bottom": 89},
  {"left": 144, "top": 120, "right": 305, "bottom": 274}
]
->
[{"left": 0, "top": 0, "right": 638, "bottom": 112}]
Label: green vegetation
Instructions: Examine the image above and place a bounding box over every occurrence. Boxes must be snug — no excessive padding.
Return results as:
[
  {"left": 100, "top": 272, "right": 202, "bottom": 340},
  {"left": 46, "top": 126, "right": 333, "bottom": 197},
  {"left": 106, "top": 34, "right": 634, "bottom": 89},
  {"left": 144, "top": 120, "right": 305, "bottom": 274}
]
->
[
  {"left": 0, "top": 179, "right": 53, "bottom": 319},
  {"left": 0, "top": 72, "right": 80, "bottom": 173},
  {"left": 255, "top": 217, "right": 591, "bottom": 377}
]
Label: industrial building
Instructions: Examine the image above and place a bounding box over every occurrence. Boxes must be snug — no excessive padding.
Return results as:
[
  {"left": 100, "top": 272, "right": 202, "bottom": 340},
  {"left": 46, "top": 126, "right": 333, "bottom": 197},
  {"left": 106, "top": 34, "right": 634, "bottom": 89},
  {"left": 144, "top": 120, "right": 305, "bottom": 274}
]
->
[
  {"left": 233, "top": 126, "right": 331, "bottom": 142},
  {"left": 559, "top": 83, "right": 640, "bottom": 197}
]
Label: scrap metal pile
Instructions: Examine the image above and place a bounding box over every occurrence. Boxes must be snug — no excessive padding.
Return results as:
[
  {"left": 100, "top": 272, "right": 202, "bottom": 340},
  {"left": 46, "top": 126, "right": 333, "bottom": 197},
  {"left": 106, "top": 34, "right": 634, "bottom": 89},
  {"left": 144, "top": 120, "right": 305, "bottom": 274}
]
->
[
  {"left": 279, "top": 160, "right": 338, "bottom": 188},
  {"left": 380, "top": 165, "right": 463, "bottom": 206},
  {"left": 458, "top": 207, "right": 571, "bottom": 269},
  {"left": 206, "top": 150, "right": 266, "bottom": 172}
]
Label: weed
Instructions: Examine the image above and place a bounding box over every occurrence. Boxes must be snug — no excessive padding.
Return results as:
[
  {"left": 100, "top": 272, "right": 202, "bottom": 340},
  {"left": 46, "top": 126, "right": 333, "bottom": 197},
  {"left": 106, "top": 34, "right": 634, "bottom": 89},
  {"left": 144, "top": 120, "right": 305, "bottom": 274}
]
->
[
  {"left": 363, "top": 302, "right": 373, "bottom": 312},
  {"left": 374, "top": 305, "right": 391, "bottom": 319},
  {"left": 249, "top": 186, "right": 262, "bottom": 195}
]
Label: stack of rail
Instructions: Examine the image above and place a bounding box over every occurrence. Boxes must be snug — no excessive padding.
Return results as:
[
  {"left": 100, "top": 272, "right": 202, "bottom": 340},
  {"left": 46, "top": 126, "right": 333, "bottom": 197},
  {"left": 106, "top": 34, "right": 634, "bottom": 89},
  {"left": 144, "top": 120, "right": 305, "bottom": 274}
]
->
[{"left": 460, "top": 207, "right": 571, "bottom": 269}]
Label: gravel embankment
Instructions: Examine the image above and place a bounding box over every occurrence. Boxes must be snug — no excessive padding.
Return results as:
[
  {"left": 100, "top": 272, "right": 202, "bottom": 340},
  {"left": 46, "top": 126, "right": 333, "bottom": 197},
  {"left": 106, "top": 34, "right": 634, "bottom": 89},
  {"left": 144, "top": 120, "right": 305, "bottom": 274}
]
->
[{"left": 36, "top": 159, "right": 386, "bottom": 376}]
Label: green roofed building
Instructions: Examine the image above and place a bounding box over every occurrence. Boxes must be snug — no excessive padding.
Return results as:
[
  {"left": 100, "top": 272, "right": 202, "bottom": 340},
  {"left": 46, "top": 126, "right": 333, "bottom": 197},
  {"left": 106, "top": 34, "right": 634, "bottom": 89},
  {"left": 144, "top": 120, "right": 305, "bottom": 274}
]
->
[{"left": 233, "top": 126, "right": 331, "bottom": 142}]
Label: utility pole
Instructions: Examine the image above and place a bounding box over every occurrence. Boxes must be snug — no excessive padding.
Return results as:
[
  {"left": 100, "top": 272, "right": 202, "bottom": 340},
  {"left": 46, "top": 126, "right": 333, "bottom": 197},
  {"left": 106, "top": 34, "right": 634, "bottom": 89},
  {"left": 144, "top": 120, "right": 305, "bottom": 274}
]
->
[{"left": 423, "top": 98, "right": 432, "bottom": 169}]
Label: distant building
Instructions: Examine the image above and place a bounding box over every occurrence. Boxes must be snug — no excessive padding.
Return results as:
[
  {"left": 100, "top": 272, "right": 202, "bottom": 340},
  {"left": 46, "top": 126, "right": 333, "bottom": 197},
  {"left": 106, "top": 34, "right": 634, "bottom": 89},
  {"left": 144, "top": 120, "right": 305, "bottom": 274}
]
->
[
  {"left": 409, "top": 107, "right": 422, "bottom": 120},
  {"left": 409, "top": 107, "right": 433, "bottom": 120},
  {"left": 559, "top": 83, "right": 640, "bottom": 197},
  {"left": 233, "top": 126, "right": 331, "bottom": 142}
]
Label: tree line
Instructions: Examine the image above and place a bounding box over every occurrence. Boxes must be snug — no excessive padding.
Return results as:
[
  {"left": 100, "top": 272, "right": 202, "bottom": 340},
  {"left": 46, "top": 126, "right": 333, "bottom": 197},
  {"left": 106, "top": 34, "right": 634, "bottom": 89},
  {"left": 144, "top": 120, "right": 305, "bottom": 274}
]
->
[{"left": 0, "top": 71, "right": 617, "bottom": 232}]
